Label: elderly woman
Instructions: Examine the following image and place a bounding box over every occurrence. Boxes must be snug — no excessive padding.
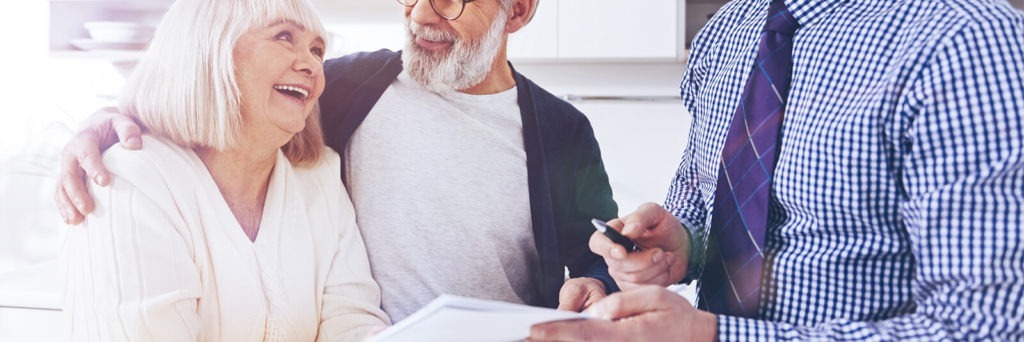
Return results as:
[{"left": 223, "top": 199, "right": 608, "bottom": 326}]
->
[{"left": 63, "top": 0, "right": 389, "bottom": 340}]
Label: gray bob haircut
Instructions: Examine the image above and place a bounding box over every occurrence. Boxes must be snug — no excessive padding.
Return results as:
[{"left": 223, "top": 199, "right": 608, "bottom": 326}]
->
[{"left": 121, "top": 0, "right": 328, "bottom": 165}]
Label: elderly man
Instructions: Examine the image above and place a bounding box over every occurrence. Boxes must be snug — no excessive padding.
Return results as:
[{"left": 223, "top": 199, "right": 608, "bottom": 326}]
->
[{"left": 57, "top": 0, "right": 619, "bottom": 322}]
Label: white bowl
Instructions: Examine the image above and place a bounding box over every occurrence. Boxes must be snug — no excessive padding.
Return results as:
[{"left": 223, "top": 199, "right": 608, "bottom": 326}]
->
[{"left": 83, "top": 21, "right": 154, "bottom": 42}]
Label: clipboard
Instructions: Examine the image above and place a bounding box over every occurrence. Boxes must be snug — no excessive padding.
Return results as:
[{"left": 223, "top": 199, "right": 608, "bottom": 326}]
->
[{"left": 368, "top": 294, "right": 594, "bottom": 342}]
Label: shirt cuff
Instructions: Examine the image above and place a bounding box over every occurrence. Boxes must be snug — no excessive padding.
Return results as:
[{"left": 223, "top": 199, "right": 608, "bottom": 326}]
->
[
  {"left": 717, "top": 315, "right": 783, "bottom": 341},
  {"left": 678, "top": 217, "right": 702, "bottom": 284}
]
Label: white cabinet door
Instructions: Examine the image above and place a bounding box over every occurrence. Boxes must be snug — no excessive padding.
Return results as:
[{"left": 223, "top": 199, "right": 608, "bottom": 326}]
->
[
  {"left": 0, "top": 307, "right": 66, "bottom": 341},
  {"left": 508, "top": 0, "right": 560, "bottom": 60},
  {"left": 557, "top": 0, "right": 680, "bottom": 59}
]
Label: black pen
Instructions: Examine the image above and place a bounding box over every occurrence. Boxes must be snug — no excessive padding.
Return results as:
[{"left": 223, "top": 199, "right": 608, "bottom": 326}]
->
[{"left": 591, "top": 218, "right": 638, "bottom": 252}]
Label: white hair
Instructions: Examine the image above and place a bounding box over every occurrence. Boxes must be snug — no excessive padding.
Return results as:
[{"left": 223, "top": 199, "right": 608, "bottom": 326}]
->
[{"left": 121, "top": 0, "right": 327, "bottom": 164}]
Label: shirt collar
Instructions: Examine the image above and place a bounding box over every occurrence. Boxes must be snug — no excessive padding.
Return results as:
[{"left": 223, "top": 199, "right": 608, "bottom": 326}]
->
[{"left": 785, "top": 0, "right": 850, "bottom": 27}]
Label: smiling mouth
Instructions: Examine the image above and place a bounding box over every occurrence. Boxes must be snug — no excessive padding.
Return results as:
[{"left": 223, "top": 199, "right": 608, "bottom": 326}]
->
[
  {"left": 414, "top": 33, "right": 455, "bottom": 51},
  {"left": 273, "top": 84, "right": 310, "bottom": 100}
]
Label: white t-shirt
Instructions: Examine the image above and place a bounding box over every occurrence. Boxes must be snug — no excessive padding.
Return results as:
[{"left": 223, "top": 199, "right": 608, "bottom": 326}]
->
[{"left": 345, "top": 71, "right": 540, "bottom": 321}]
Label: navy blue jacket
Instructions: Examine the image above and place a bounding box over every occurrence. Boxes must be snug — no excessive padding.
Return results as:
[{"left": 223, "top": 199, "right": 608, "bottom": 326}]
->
[{"left": 318, "top": 49, "right": 620, "bottom": 308}]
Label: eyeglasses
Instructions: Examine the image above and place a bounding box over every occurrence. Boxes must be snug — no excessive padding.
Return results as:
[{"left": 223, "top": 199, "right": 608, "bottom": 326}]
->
[{"left": 397, "top": 0, "right": 477, "bottom": 20}]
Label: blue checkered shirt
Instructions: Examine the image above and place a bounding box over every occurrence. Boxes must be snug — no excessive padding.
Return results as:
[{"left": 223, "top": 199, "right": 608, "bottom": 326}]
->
[{"left": 667, "top": 0, "right": 1024, "bottom": 340}]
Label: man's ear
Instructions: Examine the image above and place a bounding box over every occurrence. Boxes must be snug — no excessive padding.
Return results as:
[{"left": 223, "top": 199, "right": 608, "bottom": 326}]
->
[{"left": 505, "top": 0, "right": 538, "bottom": 34}]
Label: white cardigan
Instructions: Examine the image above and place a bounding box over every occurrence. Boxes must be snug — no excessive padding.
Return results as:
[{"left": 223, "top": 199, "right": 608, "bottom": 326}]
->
[{"left": 65, "top": 136, "right": 389, "bottom": 341}]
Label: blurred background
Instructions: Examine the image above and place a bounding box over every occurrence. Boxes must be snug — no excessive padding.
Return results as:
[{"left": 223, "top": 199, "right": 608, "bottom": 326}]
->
[{"left": 1, "top": 0, "right": 1021, "bottom": 340}]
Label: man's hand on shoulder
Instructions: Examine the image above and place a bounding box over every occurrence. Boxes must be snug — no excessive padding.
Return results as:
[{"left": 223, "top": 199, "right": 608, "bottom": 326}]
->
[{"left": 55, "top": 107, "right": 143, "bottom": 224}]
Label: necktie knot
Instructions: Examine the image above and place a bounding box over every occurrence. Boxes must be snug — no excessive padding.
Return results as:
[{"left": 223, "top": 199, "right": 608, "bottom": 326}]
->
[{"left": 764, "top": 0, "right": 800, "bottom": 35}]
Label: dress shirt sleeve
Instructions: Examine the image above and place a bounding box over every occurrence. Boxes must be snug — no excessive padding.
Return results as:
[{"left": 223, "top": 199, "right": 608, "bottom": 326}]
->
[
  {"left": 668, "top": 22, "right": 715, "bottom": 283},
  {"left": 714, "top": 15, "right": 1024, "bottom": 341},
  {"left": 665, "top": 132, "right": 711, "bottom": 284},
  {"left": 316, "top": 181, "right": 390, "bottom": 341},
  {"left": 65, "top": 177, "right": 202, "bottom": 341}
]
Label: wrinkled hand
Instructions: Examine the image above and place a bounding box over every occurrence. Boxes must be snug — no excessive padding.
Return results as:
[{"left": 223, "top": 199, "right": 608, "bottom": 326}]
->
[
  {"left": 556, "top": 277, "right": 607, "bottom": 312},
  {"left": 530, "top": 286, "right": 716, "bottom": 342},
  {"left": 590, "top": 203, "right": 690, "bottom": 290},
  {"left": 56, "top": 107, "right": 143, "bottom": 224}
]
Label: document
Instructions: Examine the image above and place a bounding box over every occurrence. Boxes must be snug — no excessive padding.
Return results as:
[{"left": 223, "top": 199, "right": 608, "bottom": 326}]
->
[{"left": 368, "top": 295, "right": 593, "bottom": 342}]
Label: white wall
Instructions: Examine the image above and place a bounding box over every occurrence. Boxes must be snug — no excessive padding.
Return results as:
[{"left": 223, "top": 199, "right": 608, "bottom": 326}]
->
[
  {"left": 0, "top": 3, "right": 82, "bottom": 340},
  {"left": 514, "top": 62, "right": 691, "bottom": 215}
]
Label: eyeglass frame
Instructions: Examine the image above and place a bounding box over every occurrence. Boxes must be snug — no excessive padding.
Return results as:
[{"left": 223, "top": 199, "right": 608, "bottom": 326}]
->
[{"left": 397, "top": 0, "right": 477, "bottom": 21}]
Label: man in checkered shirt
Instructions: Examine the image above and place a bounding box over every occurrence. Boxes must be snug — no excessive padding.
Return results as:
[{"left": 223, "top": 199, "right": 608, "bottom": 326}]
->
[{"left": 532, "top": 0, "right": 1024, "bottom": 340}]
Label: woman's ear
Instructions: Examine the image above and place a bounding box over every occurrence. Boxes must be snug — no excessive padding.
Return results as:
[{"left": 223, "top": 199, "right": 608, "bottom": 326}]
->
[{"left": 505, "top": 0, "right": 538, "bottom": 34}]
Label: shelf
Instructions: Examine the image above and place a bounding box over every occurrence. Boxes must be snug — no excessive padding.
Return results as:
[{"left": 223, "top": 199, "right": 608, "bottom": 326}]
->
[
  {"left": 50, "top": 50, "right": 143, "bottom": 61},
  {"left": 49, "top": 0, "right": 172, "bottom": 10},
  {"left": 49, "top": 0, "right": 167, "bottom": 53}
]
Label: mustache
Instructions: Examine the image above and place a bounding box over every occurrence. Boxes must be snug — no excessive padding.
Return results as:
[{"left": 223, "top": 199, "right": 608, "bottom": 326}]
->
[{"left": 408, "top": 22, "right": 458, "bottom": 43}]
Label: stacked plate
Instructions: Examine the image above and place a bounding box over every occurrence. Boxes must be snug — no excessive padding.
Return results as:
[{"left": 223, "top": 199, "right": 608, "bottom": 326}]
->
[{"left": 71, "top": 21, "right": 154, "bottom": 51}]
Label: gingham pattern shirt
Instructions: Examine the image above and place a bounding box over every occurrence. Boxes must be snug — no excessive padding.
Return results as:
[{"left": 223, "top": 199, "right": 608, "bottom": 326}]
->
[{"left": 667, "top": 0, "right": 1024, "bottom": 340}]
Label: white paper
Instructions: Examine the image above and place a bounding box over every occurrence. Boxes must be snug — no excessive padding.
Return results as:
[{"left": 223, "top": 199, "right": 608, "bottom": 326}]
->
[{"left": 368, "top": 295, "right": 593, "bottom": 342}]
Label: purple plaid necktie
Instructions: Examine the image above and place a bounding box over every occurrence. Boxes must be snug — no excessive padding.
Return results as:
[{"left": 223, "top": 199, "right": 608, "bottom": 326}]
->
[{"left": 699, "top": 0, "right": 800, "bottom": 317}]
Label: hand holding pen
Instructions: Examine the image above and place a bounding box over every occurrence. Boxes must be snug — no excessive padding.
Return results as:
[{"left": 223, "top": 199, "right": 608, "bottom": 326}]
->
[
  {"left": 588, "top": 203, "right": 692, "bottom": 290},
  {"left": 591, "top": 219, "right": 638, "bottom": 252}
]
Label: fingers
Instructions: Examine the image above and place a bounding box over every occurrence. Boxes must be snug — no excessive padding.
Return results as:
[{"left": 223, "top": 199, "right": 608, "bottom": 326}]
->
[
  {"left": 606, "top": 252, "right": 674, "bottom": 288},
  {"left": 617, "top": 203, "right": 666, "bottom": 237},
  {"left": 586, "top": 286, "right": 675, "bottom": 320},
  {"left": 111, "top": 114, "right": 143, "bottom": 149},
  {"left": 618, "top": 203, "right": 691, "bottom": 257},
  {"left": 589, "top": 231, "right": 629, "bottom": 260},
  {"left": 558, "top": 278, "right": 607, "bottom": 312},
  {"left": 593, "top": 229, "right": 676, "bottom": 288},
  {"left": 54, "top": 106, "right": 138, "bottom": 224},
  {"left": 580, "top": 290, "right": 606, "bottom": 311},
  {"left": 57, "top": 147, "right": 96, "bottom": 222},
  {"left": 557, "top": 281, "right": 587, "bottom": 312},
  {"left": 530, "top": 319, "right": 618, "bottom": 342},
  {"left": 77, "top": 145, "right": 111, "bottom": 187},
  {"left": 54, "top": 184, "right": 84, "bottom": 225}
]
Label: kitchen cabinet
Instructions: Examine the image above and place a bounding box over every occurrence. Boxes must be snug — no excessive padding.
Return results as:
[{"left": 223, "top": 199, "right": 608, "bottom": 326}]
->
[
  {"left": 506, "top": 0, "right": 560, "bottom": 59},
  {"left": 509, "top": 0, "right": 685, "bottom": 61},
  {"left": 51, "top": 0, "right": 689, "bottom": 63},
  {"left": 0, "top": 307, "right": 65, "bottom": 341},
  {"left": 557, "top": 0, "right": 681, "bottom": 59},
  {"left": 48, "top": 0, "right": 399, "bottom": 59}
]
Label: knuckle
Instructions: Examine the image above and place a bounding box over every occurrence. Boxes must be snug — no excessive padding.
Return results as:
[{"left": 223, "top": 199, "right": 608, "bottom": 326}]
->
[
  {"left": 529, "top": 325, "right": 550, "bottom": 340},
  {"left": 54, "top": 189, "right": 68, "bottom": 206},
  {"left": 609, "top": 270, "right": 629, "bottom": 281},
  {"left": 60, "top": 174, "right": 79, "bottom": 191},
  {"left": 575, "top": 324, "right": 596, "bottom": 341}
]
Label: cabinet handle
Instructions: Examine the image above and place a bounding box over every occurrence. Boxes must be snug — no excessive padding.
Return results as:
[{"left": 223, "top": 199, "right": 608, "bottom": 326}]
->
[{"left": 562, "top": 95, "right": 682, "bottom": 103}]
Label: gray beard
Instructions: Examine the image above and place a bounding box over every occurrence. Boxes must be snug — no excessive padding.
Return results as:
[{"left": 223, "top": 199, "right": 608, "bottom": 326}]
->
[{"left": 403, "top": 14, "right": 507, "bottom": 94}]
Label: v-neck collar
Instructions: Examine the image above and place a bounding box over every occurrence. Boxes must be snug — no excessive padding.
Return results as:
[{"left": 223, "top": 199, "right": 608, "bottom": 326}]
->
[{"left": 187, "top": 148, "right": 290, "bottom": 248}]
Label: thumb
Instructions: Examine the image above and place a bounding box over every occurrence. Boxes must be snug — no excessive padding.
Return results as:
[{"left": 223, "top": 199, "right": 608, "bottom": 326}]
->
[
  {"left": 557, "top": 282, "right": 586, "bottom": 312},
  {"left": 586, "top": 286, "right": 670, "bottom": 320}
]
